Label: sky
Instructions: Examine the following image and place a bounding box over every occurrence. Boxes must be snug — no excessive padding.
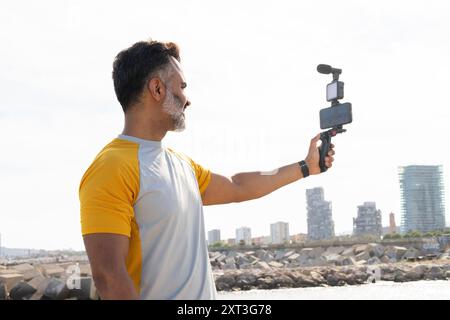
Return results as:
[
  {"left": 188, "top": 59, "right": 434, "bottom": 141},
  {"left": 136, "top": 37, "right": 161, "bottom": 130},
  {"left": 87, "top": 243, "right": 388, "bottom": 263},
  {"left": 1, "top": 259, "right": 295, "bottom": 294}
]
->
[{"left": 0, "top": 0, "right": 449, "bottom": 250}]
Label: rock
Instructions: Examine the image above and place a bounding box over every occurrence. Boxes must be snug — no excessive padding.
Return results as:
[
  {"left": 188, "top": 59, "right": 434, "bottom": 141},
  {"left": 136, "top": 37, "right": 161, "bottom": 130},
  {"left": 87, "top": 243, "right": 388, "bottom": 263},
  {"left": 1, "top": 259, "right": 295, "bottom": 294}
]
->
[
  {"left": 0, "top": 282, "right": 7, "bottom": 300},
  {"left": 0, "top": 273, "right": 24, "bottom": 291},
  {"left": 27, "top": 275, "right": 47, "bottom": 290},
  {"left": 380, "top": 255, "right": 391, "bottom": 263},
  {"left": 9, "top": 281, "right": 37, "bottom": 300},
  {"left": 236, "top": 256, "right": 250, "bottom": 265},
  {"left": 322, "top": 253, "right": 341, "bottom": 265},
  {"left": 424, "top": 266, "right": 446, "bottom": 280},
  {"left": 287, "top": 253, "right": 300, "bottom": 261},
  {"left": 394, "top": 270, "right": 408, "bottom": 282},
  {"left": 310, "top": 256, "right": 329, "bottom": 267},
  {"left": 12, "top": 264, "right": 41, "bottom": 281},
  {"left": 216, "top": 254, "right": 227, "bottom": 263},
  {"left": 326, "top": 273, "right": 343, "bottom": 286},
  {"left": 285, "top": 261, "right": 300, "bottom": 268},
  {"left": 39, "top": 264, "right": 65, "bottom": 278},
  {"left": 367, "top": 257, "right": 381, "bottom": 265},
  {"left": 309, "top": 247, "right": 325, "bottom": 259},
  {"left": 339, "top": 256, "right": 357, "bottom": 266},
  {"left": 223, "top": 262, "right": 236, "bottom": 270},
  {"left": 268, "top": 261, "right": 284, "bottom": 268},
  {"left": 274, "top": 250, "right": 286, "bottom": 260},
  {"left": 239, "top": 263, "right": 253, "bottom": 269},
  {"left": 254, "top": 261, "right": 271, "bottom": 270},
  {"left": 299, "top": 248, "right": 313, "bottom": 256},
  {"left": 381, "top": 273, "right": 396, "bottom": 281},
  {"left": 368, "top": 243, "right": 385, "bottom": 258},
  {"left": 355, "top": 251, "right": 371, "bottom": 261},
  {"left": 215, "top": 274, "right": 235, "bottom": 291},
  {"left": 42, "top": 278, "right": 69, "bottom": 300},
  {"left": 341, "top": 247, "right": 355, "bottom": 257},
  {"left": 402, "top": 248, "right": 419, "bottom": 260},
  {"left": 255, "top": 250, "right": 267, "bottom": 259},
  {"left": 353, "top": 270, "right": 370, "bottom": 284},
  {"left": 309, "top": 271, "right": 326, "bottom": 285},
  {"left": 405, "top": 269, "right": 424, "bottom": 281},
  {"left": 225, "top": 257, "right": 235, "bottom": 265},
  {"left": 283, "top": 251, "right": 296, "bottom": 259},
  {"left": 439, "top": 253, "right": 450, "bottom": 261},
  {"left": 385, "top": 246, "right": 408, "bottom": 260},
  {"left": 256, "top": 276, "right": 276, "bottom": 290},
  {"left": 235, "top": 272, "right": 257, "bottom": 290},
  {"left": 354, "top": 244, "right": 370, "bottom": 255},
  {"left": 209, "top": 252, "right": 222, "bottom": 260},
  {"left": 260, "top": 252, "right": 274, "bottom": 262},
  {"left": 273, "top": 274, "right": 295, "bottom": 288}
]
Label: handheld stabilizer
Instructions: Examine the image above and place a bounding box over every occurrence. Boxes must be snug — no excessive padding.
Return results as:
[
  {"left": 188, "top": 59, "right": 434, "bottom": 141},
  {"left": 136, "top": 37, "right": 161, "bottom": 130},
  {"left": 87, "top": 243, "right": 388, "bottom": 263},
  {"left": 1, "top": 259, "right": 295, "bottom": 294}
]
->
[{"left": 317, "top": 64, "right": 353, "bottom": 172}]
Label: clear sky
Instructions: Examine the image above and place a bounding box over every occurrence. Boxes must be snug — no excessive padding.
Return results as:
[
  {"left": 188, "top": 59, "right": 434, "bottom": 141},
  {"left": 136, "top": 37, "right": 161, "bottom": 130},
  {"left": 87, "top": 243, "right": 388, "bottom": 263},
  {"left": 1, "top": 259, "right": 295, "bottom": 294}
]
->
[{"left": 1, "top": 0, "right": 449, "bottom": 250}]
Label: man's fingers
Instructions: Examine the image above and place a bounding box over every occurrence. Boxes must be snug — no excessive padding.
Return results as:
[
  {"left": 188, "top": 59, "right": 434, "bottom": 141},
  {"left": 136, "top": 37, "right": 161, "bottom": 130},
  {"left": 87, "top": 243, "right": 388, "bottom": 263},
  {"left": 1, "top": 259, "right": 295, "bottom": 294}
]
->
[
  {"left": 309, "top": 134, "right": 321, "bottom": 152},
  {"left": 328, "top": 149, "right": 335, "bottom": 156}
]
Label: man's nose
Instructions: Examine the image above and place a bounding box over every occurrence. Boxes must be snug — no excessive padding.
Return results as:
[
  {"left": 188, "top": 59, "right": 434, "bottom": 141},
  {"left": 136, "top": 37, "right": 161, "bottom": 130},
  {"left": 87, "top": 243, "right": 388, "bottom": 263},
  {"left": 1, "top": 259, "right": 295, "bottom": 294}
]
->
[{"left": 185, "top": 100, "right": 191, "bottom": 107}]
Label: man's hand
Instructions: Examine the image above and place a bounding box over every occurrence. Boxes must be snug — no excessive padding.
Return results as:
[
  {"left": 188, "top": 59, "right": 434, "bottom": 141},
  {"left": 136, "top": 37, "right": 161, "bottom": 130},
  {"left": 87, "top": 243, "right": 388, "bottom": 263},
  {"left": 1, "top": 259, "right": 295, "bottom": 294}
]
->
[{"left": 304, "top": 133, "right": 335, "bottom": 175}]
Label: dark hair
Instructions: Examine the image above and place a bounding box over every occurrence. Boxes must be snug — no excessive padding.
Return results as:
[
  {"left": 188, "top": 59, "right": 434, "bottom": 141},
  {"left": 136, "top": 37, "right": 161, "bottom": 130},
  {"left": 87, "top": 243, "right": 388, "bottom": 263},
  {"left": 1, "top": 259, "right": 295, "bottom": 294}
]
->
[{"left": 112, "top": 40, "right": 180, "bottom": 112}]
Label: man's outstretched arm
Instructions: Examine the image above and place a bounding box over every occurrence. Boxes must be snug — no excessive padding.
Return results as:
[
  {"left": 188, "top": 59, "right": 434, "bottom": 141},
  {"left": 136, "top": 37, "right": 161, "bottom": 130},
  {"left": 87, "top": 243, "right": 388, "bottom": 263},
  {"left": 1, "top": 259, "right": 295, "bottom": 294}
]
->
[{"left": 201, "top": 134, "right": 335, "bottom": 206}]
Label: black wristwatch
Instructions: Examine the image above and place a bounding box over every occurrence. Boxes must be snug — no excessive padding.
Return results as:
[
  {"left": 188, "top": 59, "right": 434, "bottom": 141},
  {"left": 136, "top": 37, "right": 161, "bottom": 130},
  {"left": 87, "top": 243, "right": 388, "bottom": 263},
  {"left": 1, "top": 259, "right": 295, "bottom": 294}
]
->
[{"left": 298, "top": 160, "right": 309, "bottom": 178}]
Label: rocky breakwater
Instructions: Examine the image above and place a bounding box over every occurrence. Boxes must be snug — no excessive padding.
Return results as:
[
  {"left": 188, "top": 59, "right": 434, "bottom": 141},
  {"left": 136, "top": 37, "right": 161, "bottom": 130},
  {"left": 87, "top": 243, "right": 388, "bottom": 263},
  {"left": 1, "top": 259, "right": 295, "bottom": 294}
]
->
[
  {"left": 211, "top": 244, "right": 450, "bottom": 291},
  {"left": 0, "top": 262, "right": 97, "bottom": 300}
]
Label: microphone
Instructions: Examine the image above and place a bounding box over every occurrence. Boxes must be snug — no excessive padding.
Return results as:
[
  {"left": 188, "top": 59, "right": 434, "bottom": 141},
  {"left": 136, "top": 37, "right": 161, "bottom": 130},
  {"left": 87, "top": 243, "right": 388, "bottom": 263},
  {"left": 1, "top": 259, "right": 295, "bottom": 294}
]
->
[{"left": 317, "top": 64, "right": 341, "bottom": 75}]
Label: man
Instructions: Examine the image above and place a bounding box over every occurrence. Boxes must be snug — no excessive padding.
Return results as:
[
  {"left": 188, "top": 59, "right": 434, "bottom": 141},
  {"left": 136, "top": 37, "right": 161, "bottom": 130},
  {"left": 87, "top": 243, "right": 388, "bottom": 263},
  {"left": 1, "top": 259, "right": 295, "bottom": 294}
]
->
[{"left": 79, "top": 39, "right": 335, "bottom": 300}]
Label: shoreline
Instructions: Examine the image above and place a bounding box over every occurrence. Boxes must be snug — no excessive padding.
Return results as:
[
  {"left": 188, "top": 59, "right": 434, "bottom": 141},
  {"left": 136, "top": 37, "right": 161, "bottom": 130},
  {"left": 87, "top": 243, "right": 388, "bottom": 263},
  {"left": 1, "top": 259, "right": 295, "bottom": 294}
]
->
[
  {"left": 213, "top": 261, "right": 450, "bottom": 292},
  {"left": 217, "top": 279, "right": 450, "bottom": 300}
]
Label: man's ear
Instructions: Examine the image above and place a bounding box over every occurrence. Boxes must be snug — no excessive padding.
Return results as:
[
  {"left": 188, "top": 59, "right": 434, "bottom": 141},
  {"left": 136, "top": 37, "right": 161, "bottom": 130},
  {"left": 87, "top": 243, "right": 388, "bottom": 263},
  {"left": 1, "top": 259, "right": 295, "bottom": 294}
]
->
[{"left": 147, "top": 78, "right": 166, "bottom": 102}]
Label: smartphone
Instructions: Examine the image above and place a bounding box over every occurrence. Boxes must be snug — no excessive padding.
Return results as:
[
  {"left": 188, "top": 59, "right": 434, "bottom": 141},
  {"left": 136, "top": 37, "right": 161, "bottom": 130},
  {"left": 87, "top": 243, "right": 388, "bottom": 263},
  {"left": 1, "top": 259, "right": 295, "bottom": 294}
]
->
[{"left": 320, "top": 102, "right": 352, "bottom": 129}]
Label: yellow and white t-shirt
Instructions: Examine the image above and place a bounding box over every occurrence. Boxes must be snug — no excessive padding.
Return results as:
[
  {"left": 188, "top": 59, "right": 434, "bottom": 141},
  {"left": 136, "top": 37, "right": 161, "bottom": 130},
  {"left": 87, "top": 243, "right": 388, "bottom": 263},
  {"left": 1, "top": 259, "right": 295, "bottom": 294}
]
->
[{"left": 79, "top": 134, "right": 216, "bottom": 299}]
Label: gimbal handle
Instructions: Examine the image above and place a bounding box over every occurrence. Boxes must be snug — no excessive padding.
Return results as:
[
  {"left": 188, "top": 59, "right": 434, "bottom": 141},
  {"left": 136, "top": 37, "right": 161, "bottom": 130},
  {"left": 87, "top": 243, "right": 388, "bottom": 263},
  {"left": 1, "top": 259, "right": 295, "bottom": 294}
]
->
[{"left": 319, "top": 127, "right": 345, "bottom": 172}]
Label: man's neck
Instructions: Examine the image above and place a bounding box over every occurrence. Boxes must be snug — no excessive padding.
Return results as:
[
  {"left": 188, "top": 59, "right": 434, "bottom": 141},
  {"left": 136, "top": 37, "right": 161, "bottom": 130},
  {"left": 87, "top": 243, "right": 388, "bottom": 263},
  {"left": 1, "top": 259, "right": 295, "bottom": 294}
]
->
[{"left": 122, "top": 112, "right": 168, "bottom": 141}]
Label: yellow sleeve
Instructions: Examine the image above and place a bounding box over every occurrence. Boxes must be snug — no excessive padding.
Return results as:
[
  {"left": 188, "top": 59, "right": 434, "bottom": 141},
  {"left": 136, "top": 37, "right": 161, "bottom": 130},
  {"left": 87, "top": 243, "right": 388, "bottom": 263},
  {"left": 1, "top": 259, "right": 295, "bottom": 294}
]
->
[
  {"left": 79, "top": 144, "right": 139, "bottom": 237},
  {"left": 188, "top": 157, "right": 212, "bottom": 195},
  {"left": 167, "top": 148, "right": 211, "bottom": 195}
]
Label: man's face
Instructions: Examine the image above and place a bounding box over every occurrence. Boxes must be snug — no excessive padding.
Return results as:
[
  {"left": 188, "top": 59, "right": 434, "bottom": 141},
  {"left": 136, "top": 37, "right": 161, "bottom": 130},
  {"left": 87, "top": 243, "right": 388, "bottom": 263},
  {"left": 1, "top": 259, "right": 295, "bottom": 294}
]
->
[{"left": 161, "top": 58, "right": 191, "bottom": 132}]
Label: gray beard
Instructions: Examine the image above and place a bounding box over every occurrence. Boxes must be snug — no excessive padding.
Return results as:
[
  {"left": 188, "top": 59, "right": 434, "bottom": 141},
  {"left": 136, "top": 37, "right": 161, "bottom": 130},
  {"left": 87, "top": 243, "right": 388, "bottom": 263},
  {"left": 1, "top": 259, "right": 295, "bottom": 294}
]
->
[{"left": 162, "top": 89, "right": 186, "bottom": 132}]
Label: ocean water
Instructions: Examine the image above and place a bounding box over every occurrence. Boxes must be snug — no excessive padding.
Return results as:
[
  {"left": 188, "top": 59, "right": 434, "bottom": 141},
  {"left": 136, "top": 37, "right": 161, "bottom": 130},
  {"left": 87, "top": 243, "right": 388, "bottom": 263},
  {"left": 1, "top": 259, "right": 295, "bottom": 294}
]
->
[{"left": 217, "top": 280, "right": 450, "bottom": 300}]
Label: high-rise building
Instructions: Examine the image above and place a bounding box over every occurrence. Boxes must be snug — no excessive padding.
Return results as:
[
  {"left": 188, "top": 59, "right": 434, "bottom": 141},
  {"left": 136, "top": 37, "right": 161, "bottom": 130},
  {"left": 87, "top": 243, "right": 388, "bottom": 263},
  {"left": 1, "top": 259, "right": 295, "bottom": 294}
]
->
[
  {"left": 398, "top": 165, "right": 446, "bottom": 233},
  {"left": 389, "top": 212, "right": 397, "bottom": 234},
  {"left": 270, "top": 221, "right": 290, "bottom": 244},
  {"left": 236, "top": 227, "right": 252, "bottom": 245},
  {"left": 353, "top": 202, "right": 382, "bottom": 238},
  {"left": 207, "top": 229, "right": 221, "bottom": 245},
  {"left": 306, "top": 187, "right": 335, "bottom": 240}
]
